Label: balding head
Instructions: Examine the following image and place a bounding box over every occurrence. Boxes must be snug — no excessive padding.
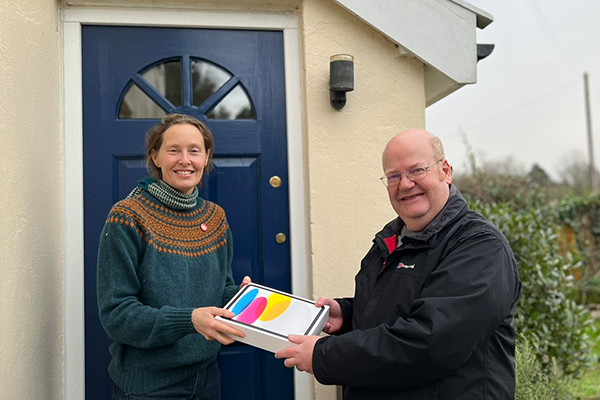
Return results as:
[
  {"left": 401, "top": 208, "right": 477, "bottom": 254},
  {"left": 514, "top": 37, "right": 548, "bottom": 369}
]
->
[
  {"left": 381, "top": 129, "right": 452, "bottom": 231},
  {"left": 382, "top": 129, "right": 445, "bottom": 168}
]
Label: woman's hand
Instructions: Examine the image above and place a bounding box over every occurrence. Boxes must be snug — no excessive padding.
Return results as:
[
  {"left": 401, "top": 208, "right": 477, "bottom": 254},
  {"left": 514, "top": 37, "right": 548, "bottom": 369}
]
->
[
  {"left": 192, "top": 307, "right": 245, "bottom": 345},
  {"left": 240, "top": 275, "right": 252, "bottom": 288},
  {"left": 315, "top": 297, "right": 344, "bottom": 334}
]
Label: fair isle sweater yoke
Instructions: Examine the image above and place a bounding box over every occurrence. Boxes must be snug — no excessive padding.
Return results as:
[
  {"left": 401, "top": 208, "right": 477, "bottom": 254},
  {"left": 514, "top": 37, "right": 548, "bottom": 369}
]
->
[{"left": 97, "top": 189, "right": 238, "bottom": 394}]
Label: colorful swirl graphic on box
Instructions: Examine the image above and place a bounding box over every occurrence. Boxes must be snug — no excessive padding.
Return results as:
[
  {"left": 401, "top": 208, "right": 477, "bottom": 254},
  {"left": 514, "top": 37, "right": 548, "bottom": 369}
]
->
[{"left": 231, "top": 287, "right": 319, "bottom": 336}]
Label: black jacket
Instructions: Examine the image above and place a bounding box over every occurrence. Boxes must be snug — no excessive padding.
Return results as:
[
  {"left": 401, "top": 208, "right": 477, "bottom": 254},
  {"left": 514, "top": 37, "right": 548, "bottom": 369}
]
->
[{"left": 313, "top": 186, "right": 521, "bottom": 400}]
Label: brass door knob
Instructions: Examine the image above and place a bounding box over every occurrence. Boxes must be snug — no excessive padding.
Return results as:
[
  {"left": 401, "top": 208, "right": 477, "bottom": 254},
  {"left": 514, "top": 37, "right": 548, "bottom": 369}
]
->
[
  {"left": 269, "top": 176, "right": 282, "bottom": 188},
  {"left": 275, "top": 233, "right": 287, "bottom": 244}
]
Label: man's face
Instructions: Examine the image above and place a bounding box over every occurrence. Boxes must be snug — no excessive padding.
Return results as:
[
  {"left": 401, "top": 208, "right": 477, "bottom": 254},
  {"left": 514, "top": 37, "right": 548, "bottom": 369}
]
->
[{"left": 383, "top": 132, "right": 452, "bottom": 231}]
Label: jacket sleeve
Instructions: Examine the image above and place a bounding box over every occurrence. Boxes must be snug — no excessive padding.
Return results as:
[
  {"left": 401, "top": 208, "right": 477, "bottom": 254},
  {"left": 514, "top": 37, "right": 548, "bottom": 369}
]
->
[
  {"left": 313, "top": 228, "right": 520, "bottom": 390},
  {"left": 97, "top": 211, "right": 196, "bottom": 349},
  {"left": 334, "top": 298, "right": 354, "bottom": 335}
]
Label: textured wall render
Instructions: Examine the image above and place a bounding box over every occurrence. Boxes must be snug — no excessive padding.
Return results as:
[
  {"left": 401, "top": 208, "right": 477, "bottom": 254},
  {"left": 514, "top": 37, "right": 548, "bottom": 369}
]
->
[
  {"left": 300, "top": 0, "right": 425, "bottom": 398},
  {"left": 0, "top": 0, "right": 64, "bottom": 399},
  {"left": 0, "top": 0, "right": 426, "bottom": 398}
]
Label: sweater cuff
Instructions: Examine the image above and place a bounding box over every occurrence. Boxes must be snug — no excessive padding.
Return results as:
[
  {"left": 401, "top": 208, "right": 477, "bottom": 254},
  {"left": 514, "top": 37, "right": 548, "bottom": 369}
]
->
[
  {"left": 223, "top": 285, "right": 240, "bottom": 307},
  {"left": 164, "top": 306, "right": 196, "bottom": 335}
]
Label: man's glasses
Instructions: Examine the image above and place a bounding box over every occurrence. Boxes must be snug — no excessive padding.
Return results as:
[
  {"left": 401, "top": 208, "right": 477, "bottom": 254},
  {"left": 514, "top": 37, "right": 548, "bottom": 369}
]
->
[{"left": 380, "top": 159, "right": 443, "bottom": 187}]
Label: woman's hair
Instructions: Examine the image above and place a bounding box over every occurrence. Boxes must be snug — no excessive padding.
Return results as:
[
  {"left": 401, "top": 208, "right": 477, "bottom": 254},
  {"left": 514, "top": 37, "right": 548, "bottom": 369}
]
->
[{"left": 145, "top": 113, "right": 215, "bottom": 180}]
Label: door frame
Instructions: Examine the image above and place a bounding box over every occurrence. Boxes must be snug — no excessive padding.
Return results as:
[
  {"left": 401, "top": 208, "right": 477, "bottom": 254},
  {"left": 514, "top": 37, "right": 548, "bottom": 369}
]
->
[{"left": 62, "top": 6, "right": 309, "bottom": 400}]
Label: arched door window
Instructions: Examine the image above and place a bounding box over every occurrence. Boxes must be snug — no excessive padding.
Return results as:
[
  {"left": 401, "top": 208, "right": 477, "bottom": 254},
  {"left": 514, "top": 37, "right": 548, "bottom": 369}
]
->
[{"left": 118, "top": 57, "right": 255, "bottom": 120}]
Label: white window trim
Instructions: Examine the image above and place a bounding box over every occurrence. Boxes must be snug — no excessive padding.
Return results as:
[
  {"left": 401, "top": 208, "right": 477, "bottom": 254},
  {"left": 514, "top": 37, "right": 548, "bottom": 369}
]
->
[{"left": 62, "top": 6, "right": 308, "bottom": 400}]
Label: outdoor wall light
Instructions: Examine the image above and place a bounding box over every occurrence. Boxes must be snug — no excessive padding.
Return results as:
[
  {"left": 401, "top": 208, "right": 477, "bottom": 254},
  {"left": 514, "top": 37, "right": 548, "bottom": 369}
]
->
[
  {"left": 329, "top": 54, "right": 354, "bottom": 110},
  {"left": 477, "top": 44, "right": 495, "bottom": 62}
]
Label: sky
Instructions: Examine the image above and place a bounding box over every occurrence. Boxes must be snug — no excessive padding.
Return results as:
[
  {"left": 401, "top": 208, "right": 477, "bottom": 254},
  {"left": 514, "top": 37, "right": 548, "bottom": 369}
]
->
[{"left": 426, "top": 0, "right": 600, "bottom": 182}]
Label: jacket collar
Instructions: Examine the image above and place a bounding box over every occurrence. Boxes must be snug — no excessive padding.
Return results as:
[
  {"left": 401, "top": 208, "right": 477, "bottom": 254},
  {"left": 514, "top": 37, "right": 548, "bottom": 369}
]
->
[{"left": 377, "top": 184, "right": 468, "bottom": 249}]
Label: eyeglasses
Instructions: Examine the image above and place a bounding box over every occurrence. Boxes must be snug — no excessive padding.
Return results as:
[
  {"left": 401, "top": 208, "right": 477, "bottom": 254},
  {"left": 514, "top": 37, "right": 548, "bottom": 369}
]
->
[{"left": 380, "top": 159, "right": 443, "bottom": 187}]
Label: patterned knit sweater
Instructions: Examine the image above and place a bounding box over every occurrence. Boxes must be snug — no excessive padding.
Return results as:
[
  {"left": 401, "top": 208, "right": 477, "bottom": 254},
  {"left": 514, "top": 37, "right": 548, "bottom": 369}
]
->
[{"left": 97, "top": 187, "right": 238, "bottom": 394}]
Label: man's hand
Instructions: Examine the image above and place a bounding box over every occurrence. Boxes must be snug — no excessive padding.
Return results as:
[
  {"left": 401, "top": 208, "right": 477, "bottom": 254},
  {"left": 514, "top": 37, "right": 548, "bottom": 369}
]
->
[
  {"left": 274, "top": 335, "right": 321, "bottom": 374},
  {"left": 316, "top": 297, "right": 344, "bottom": 334},
  {"left": 192, "top": 307, "right": 245, "bottom": 345}
]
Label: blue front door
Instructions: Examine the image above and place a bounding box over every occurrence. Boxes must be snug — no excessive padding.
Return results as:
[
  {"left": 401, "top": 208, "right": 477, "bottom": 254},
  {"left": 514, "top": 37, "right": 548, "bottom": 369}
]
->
[{"left": 82, "top": 26, "right": 292, "bottom": 400}]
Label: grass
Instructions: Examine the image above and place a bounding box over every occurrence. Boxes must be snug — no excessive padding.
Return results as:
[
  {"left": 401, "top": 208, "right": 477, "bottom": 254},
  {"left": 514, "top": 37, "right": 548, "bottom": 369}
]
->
[
  {"left": 574, "top": 368, "right": 600, "bottom": 399},
  {"left": 573, "top": 320, "right": 600, "bottom": 400}
]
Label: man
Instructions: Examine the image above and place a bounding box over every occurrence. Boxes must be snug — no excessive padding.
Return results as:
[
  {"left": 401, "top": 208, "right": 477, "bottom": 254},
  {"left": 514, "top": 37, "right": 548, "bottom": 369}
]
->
[{"left": 275, "top": 129, "right": 521, "bottom": 399}]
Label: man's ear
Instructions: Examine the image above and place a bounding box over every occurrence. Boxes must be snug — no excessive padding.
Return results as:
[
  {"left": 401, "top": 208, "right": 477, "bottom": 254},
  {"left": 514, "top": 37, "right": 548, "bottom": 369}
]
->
[{"left": 442, "top": 159, "right": 453, "bottom": 183}]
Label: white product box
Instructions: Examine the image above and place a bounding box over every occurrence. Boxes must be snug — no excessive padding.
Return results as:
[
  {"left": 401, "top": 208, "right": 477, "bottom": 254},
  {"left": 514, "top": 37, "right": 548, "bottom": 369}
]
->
[{"left": 216, "top": 283, "right": 330, "bottom": 353}]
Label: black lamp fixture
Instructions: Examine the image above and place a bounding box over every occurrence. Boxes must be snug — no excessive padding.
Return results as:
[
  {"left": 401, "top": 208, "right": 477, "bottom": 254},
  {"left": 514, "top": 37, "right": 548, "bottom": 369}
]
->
[
  {"left": 329, "top": 54, "right": 354, "bottom": 110},
  {"left": 477, "top": 44, "right": 495, "bottom": 62}
]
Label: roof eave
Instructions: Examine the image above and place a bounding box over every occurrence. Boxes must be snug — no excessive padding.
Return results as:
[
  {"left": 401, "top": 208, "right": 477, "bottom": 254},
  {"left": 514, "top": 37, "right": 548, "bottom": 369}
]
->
[{"left": 332, "top": 0, "right": 493, "bottom": 106}]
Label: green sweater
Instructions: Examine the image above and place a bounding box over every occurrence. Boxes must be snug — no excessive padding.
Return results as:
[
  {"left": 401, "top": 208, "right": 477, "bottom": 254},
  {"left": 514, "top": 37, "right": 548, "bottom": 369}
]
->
[{"left": 97, "top": 189, "right": 238, "bottom": 394}]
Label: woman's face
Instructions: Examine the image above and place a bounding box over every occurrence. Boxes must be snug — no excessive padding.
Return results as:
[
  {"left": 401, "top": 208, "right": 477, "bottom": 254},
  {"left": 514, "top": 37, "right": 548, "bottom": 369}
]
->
[{"left": 151, "top": 123, "right": 209, "bottom": 194}]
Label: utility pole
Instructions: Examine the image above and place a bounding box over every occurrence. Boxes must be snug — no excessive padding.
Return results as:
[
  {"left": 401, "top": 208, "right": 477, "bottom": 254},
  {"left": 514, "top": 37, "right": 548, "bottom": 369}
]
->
[{"left": 584, "top": 72, "right": 596, "bottom": 193}]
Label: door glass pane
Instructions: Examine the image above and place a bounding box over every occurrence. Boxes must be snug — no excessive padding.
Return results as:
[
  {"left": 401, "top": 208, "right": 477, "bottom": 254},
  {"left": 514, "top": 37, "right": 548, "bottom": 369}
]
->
[
  {"left": 118, "top": 58, "right": 254, "bottom": 120},
  {"left": 208, "top": 84, "right": 254, "bottom": 120},
  {"left": 192, "top": 59, "right": 231, "bottom": 106},
  {"left": 118, "top": 82, "right": 166, "bottom": 119},
  {"left": 141, "top": 60, "right": 182, "bottom": 107}
]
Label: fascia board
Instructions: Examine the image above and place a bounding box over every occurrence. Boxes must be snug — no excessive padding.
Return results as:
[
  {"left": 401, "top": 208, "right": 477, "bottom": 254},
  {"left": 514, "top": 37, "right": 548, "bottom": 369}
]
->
[
  {"left": 332, "top": 0, "right": 483, "bottom": 105},
  {"left": 447, "top": 0, "right": 494, "bottom": 28}
]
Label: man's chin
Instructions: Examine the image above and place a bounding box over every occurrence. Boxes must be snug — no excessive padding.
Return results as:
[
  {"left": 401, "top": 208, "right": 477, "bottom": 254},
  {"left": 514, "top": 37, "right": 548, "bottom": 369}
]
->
[{"left": 397, "top": 208, "right": 429, "bottom": 223}]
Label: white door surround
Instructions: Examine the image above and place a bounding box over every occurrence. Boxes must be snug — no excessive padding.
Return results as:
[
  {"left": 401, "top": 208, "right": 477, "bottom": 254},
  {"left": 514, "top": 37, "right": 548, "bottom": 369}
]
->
[{"left": 62, "top": 6, "right": 308, "bottom": 400}]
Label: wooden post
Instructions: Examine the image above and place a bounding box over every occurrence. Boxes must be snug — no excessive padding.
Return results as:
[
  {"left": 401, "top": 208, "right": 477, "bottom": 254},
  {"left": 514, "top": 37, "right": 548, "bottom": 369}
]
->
[{"left": 584, "top": 72, "right": 596, "bottom": 193}]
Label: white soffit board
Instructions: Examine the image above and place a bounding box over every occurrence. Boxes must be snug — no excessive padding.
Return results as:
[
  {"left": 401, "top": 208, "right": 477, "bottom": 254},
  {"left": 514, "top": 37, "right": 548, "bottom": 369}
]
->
[
  {"left": 423, "top": 65, "right": 462, "bottom": 106},
  {"left": 332, "top": 0, "right": 492, "bottom": 104}
]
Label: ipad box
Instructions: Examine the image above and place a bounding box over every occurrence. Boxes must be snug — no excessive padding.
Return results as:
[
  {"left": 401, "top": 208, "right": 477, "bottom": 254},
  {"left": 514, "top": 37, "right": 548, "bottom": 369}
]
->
[{"left": 215, "top": 283, "right": 330, "bottom": 353}]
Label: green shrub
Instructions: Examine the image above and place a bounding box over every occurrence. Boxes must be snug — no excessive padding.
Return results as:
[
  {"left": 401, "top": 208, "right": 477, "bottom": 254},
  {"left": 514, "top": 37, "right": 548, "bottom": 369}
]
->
[
  {"left": 575, "top": 277, "right": 600, "bottom": 305},
  {"left": 515, "top": 340, "right": 575, "bottom": 400},
  {"left": 469, "top": 200, "right": 596, "bottom": 376},
  {"left": 557, "top": 194, "right": 600, "bottom": 305}
]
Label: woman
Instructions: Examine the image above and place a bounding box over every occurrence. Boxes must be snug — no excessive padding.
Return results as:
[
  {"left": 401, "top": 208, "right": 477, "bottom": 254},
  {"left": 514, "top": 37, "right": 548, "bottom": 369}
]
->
[{"left": 97, "top": 113, "right": 248, "bottom": 400}]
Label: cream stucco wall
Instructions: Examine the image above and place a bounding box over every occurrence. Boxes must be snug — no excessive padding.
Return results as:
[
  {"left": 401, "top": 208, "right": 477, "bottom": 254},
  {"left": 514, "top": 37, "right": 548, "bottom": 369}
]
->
[
  {"left": 0, "top": 0, "right": 64, "bottom": 399},
  {"left": 1, "top": 0, "right": 425, "bottom": 399},
  {"left": 299, "top": 1, "right": 425, "bottom": 397},
  {"left": 301, "top": 0, "right": 425, "bottom": 296}
]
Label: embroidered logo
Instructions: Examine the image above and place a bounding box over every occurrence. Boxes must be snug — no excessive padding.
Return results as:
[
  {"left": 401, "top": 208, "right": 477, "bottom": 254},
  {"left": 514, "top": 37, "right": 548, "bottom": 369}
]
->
[{"left": 397, "top": 262, "right": 415, "bottom": 269}]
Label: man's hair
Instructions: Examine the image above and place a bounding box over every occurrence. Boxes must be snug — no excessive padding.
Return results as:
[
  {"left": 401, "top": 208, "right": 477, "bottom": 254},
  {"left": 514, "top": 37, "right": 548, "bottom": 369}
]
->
[
  {"left": 145, "top": 113, "right": 214, "bottom": 180},
  {"left": 431, "top": 135, "right": 446, "bottom": 161}
]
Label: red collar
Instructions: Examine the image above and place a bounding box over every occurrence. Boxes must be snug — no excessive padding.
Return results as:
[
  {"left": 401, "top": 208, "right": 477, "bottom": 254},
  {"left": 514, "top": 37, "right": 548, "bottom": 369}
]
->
[{"left": 384, "top": 235, "right": 397, "bottom": 254}]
